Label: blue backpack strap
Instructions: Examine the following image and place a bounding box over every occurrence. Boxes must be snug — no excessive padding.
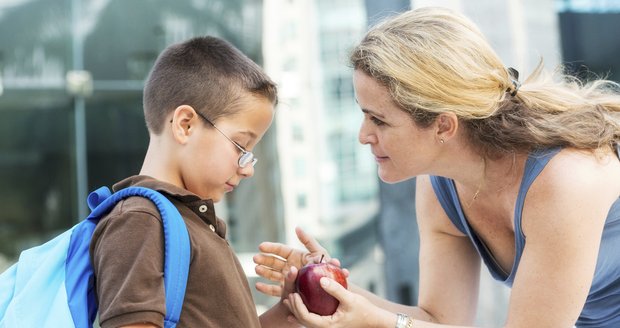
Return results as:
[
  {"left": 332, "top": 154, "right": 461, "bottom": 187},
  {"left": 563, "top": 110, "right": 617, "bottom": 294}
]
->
[{"left": 65, "top": 186, "right": 190, "bottom": 328}]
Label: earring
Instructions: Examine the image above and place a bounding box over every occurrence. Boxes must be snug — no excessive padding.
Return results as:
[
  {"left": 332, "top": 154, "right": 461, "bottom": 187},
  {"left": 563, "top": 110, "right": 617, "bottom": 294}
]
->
[{"left": 439, "top": 139, "right": 445, "bottom": 144}]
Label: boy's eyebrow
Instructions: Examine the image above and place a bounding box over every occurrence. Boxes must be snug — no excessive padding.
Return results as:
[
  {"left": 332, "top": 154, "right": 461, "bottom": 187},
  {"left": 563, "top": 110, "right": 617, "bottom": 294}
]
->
[{"left": 238, "top": 130, "right": 258, "bottom": 139}]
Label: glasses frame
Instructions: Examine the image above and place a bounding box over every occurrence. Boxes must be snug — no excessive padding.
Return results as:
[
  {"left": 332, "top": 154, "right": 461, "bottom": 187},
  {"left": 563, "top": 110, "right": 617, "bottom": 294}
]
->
[{"left": 194, "top": 111, "right": 257, "bottom": 168}]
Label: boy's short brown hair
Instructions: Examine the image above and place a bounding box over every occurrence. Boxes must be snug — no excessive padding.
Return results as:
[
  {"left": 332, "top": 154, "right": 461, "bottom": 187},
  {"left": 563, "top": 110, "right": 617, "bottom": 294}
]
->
[{"left": 143, "top": 36, "right": 278, "bottom": 134}]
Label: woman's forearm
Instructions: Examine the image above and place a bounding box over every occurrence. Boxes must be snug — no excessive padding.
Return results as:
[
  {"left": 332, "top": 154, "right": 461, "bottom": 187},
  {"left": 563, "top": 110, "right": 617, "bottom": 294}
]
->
[{"left": 349, "top": 283, "right": 436, "bottom": 323}]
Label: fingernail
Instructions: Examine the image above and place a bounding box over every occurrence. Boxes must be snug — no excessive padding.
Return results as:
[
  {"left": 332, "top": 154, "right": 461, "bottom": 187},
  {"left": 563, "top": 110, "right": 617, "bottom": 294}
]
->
[{"left": 320, "top": 277, "right": 330, "bottom": 287}]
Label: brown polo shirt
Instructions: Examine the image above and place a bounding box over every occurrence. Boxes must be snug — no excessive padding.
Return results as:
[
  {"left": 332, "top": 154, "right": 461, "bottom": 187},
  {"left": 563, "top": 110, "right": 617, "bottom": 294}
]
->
[{"left": 90, "top": 175, "right": 260, "bottom": 328}]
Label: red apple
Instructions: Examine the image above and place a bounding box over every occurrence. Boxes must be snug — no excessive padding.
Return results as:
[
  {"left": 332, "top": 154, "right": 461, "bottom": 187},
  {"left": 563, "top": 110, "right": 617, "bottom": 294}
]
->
[{"left": 295, "top": 255, "right": 348, "bottom": 315}]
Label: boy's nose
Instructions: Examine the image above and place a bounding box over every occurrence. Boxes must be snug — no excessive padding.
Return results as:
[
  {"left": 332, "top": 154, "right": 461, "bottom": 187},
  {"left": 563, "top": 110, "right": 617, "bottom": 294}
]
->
[{"left": 238, "top": 164, "right": 255, "bottom": 177}]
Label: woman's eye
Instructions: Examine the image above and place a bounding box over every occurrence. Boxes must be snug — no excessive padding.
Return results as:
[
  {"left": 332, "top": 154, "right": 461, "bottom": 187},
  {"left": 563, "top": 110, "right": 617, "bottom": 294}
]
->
[{"left": 370, "top": 116, "right": 385, "bottom": 126}]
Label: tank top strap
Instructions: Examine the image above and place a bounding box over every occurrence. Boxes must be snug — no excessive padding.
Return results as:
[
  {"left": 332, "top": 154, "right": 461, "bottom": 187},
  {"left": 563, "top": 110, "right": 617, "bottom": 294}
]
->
[
  {"left": 513, "top": 147, "right": 563, "bottom": 247},
  {"left": 429, "top": 175, "right": 467, "bottom": 234},
  {"left": 515, "top": 147, "right": 562, "bottom": 213}
]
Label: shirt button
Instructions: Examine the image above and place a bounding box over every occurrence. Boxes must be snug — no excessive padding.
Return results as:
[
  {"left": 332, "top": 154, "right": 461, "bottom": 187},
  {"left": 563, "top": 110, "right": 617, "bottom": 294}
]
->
[
  {"left": 199, "top": 205, "right": 208, "bottom": 213},
  {"left": 209, "top": 224, "right": 215, "bottom": 232}
]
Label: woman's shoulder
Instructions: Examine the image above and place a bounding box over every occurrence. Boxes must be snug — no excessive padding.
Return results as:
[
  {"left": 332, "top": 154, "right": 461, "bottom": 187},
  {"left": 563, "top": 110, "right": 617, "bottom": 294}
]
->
[
  {"left": 522, "top": 147, "right": 620, "bottom": 234},
  {"left": 536, "top": 147, "right": 620, "bottom": 192}
]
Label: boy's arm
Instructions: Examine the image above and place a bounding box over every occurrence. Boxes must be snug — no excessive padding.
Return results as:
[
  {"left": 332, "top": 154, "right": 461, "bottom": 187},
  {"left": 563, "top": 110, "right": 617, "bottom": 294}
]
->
[
  {"left": 92, "top": 208, "right": 168, "bottom": 328},
  {"left": 259, "top": 266, "right": 303, "bottom": 327},
  {"left": 258, "top": 301, "right": 300, "bottom": 327}
]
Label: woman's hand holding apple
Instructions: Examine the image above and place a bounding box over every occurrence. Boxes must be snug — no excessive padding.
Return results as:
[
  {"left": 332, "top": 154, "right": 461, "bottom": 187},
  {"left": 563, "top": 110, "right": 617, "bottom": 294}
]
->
[
  {"left": 284, "top": 274, "right": 391, "bottom": 328},
  {"left": 296, "top": 255, "right": 348, "bottom": 316},
  {"left": 253, "top": 227, "right": 336, "bottom": 297}
]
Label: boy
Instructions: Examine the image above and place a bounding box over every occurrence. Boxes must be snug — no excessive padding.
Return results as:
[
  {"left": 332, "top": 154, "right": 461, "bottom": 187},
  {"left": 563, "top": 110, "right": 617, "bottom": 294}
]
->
[{"left": 90, "top": 36, "right": 297, "bottom": 327}]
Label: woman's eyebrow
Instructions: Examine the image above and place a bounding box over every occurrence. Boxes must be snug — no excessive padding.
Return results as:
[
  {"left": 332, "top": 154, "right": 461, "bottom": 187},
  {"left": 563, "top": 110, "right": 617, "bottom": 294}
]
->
[
  {"left": 361, "top": 108, "right": 386, "bottom": 118},
  {"left": 356, "top": 97, "right": 387, "bottom": 118}
]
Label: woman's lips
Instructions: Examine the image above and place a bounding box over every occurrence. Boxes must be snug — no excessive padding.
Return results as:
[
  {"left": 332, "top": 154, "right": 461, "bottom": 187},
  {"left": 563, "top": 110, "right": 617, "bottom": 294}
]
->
[{"left": 374, "top": 155, "right": 389, "bottom": 162}]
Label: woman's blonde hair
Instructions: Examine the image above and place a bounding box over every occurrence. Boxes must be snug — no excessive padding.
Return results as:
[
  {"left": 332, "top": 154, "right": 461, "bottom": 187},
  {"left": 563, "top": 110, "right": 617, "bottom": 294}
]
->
[{"left": 350, "top": 6, "right": 620, "bottom": 157}]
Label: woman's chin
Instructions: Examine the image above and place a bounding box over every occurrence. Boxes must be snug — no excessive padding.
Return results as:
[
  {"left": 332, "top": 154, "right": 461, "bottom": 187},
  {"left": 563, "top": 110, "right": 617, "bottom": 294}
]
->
[{"left": 378, "top": 171, "right": 408, "bottom": 184}]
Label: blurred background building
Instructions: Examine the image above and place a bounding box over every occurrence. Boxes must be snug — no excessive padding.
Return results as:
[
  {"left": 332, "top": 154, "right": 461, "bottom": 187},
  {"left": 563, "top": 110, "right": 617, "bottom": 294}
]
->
[{"left": 0, "top": 0, "right": 618, "bottom": 326}]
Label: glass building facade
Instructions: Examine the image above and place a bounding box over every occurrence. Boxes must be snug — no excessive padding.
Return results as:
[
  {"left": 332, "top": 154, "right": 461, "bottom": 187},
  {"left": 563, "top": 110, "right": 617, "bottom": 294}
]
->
[
  {"left": 557, "top": 0, "right": 620, "bottom": 83},
  {"left": 0, "top": 0, "right": 268, "bottom": 266}
]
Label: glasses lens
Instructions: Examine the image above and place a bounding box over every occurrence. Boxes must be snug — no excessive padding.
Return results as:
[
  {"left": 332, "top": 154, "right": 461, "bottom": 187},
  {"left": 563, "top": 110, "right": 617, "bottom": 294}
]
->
[{"left": 239, "top": 152, "right": 255, "bottom": 168}]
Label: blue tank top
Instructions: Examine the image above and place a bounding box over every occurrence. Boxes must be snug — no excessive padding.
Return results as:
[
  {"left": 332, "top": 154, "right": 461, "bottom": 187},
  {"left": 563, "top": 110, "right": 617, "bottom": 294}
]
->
[{"left": 430, "top": 146, "right": 620, "bottom": 327}]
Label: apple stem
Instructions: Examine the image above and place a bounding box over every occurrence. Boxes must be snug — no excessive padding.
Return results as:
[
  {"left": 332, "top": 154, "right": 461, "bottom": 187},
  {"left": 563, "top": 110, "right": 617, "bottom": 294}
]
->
[{"left": 320, "top": 254, "right": 324, "bottom": 263}]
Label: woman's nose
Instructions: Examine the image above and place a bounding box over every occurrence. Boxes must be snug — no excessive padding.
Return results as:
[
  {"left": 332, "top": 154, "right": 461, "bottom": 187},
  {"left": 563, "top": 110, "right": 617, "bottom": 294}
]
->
[{"left": 358, "top": 124, "right": 377, "bottom": 145}]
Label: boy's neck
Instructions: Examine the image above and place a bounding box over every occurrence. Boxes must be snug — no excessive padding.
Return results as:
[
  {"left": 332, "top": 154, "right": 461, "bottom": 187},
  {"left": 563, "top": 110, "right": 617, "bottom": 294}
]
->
[{"left": 139, "top": 136, "right": 180, "bottom": 186}]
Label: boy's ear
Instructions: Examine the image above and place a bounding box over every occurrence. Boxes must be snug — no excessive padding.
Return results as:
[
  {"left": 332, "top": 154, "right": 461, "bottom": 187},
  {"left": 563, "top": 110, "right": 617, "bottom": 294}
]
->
[
  {"left": 435, "top": 112, "right": 459, "bottom": 143},
  {"left": 170, "top": 105, "right": 199, "bottom": 144}
]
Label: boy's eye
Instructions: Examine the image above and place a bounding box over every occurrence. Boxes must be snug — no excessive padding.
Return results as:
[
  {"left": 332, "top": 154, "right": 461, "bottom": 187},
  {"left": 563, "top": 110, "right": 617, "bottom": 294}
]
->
[
  {"left": 230, "top": 135, "right": 251, "bottom": 150},
  {"left": 234, "top": 141, "right": 248, "bottom": 151},
  {"left": 237, "top": 140, "right": 252, "bottom": 151}
]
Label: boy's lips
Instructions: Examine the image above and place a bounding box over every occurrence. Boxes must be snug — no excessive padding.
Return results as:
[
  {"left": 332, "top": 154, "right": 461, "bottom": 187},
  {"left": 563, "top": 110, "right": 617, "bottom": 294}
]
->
[{"left": 225, "top": 182, "right": 237, "bottom": 191}]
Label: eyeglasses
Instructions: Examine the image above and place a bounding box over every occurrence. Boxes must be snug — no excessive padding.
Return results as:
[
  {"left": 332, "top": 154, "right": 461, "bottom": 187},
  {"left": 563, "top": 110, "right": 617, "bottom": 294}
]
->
[{"left": 194, "top": 111, "right": 257, "bottom": 168}]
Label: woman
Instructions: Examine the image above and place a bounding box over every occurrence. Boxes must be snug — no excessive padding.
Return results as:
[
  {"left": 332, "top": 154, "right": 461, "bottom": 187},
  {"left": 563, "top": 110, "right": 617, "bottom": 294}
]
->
[{"left": 254, "top": 6, "right": 620, "bottom": 328}]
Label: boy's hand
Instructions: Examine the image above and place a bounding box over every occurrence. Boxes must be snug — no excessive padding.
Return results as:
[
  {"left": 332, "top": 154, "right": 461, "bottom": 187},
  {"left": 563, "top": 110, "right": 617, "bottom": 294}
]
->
[{"left": 254, "top": 227, "right": 332, "bottom": 297}]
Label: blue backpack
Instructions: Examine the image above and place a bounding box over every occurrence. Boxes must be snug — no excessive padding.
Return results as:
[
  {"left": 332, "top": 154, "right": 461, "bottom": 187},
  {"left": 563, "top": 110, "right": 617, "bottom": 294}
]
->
[{"left": 0, "top": 186, "right": 191, "bottom": 328}]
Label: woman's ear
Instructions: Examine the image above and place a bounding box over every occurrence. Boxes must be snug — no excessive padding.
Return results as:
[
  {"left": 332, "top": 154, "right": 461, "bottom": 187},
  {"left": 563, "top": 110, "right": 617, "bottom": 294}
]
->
[
  {"left": 435, "top": 112, "right": 459, "bottom": 143},
  {"left": 170, "top": 105, "right": 199, "bottom": 144}
]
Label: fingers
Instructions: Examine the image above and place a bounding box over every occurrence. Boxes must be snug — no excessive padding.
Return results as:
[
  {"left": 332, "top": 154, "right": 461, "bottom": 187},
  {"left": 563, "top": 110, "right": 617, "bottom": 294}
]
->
[
  {"left": 256, "top": 242, "right": 310, "bottom": 270},
  {"left": 285, "top": 293, "right": 326, "bottom": 327},
  {"left": 253, "top": 253, "right": 288, "bottom": 272},
  {"left": 286, "top": 293, "right": 311, "bottom": 317},
  {"left": 253, "top": 252, "right": 289, "bottom": 298},
  {"left": 319, "top": 277, "right": 349, "bottom": 304},
  {"left": 281, "top": 266, "right": 299, "bottom": 298},
  {"left": 327, "top": 258, "right": 341, "bottom": 267},
  {"left": 282, "top": 267, "right": 324, "bottom": 326},
  {"left": 255, "top": 281, "right": 283, "bottom": 297},
  {"left": 257, "top": 242, "right": 294, "bottom": 262},
  {"left": 254, "top": 263, "right": 285, "bottom": 283},
  {"left": 324, "top": 259, "right": 350, "bottom": 278},
  {"left": 295, "top": 227, "right": 328, "bottom": 255}
]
